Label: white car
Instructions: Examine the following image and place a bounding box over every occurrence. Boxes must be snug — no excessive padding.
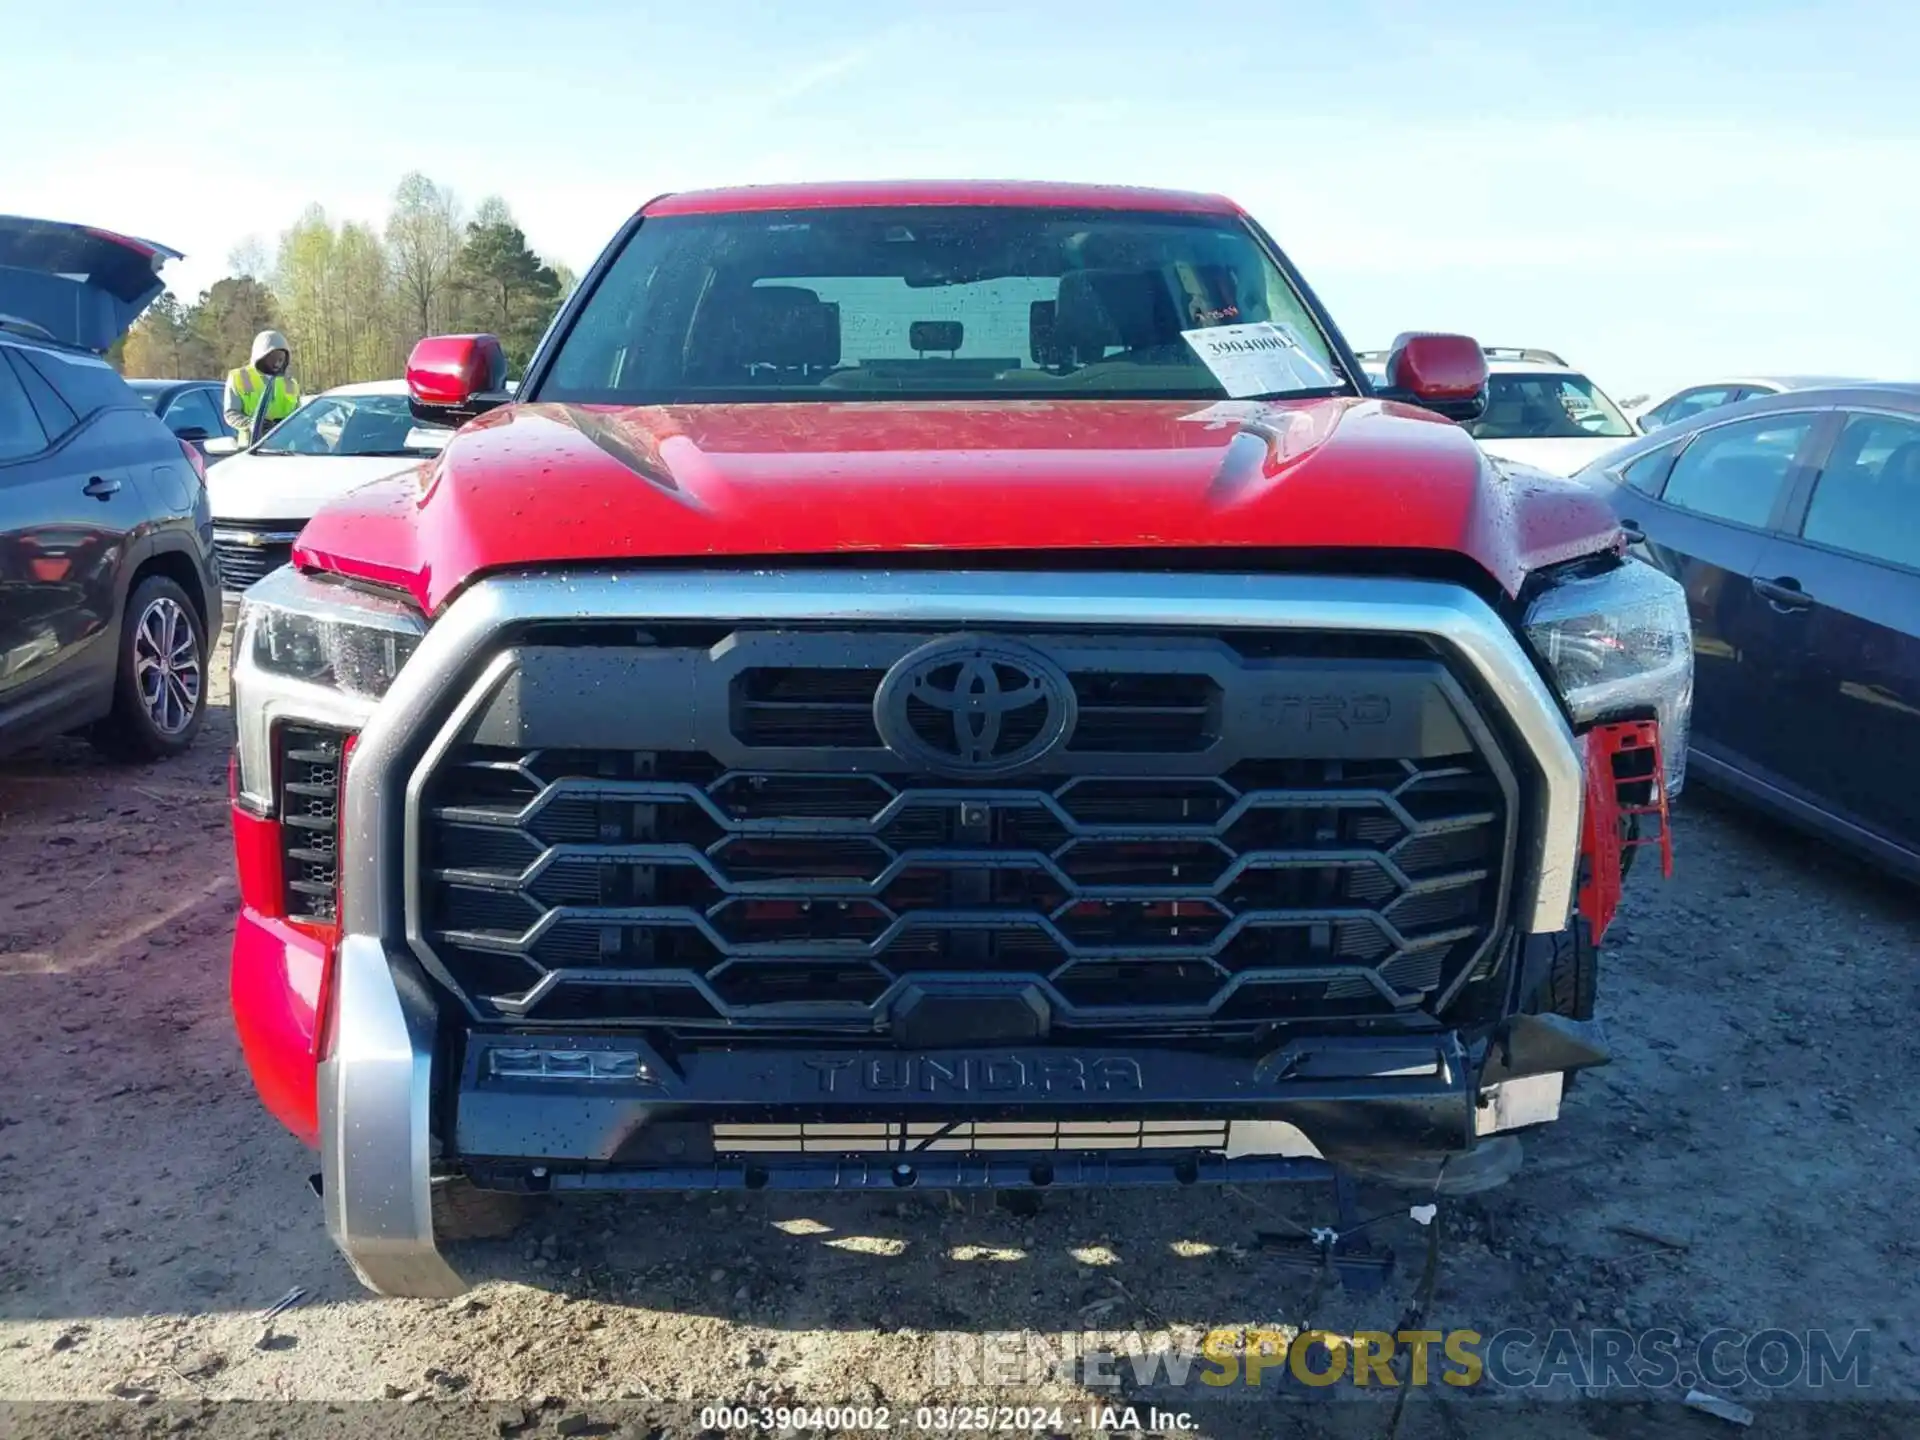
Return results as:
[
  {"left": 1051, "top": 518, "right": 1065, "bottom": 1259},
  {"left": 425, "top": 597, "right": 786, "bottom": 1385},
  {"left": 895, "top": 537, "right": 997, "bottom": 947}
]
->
[
  {"left": 1628, "top": 375, "right": 1871, "bottom": 433},
  {"left": 1361, "top": 346, "right": 1640, "bottom": 477},
  {"left": 207, "top": 380, "right": 452, "bottom": 592}
]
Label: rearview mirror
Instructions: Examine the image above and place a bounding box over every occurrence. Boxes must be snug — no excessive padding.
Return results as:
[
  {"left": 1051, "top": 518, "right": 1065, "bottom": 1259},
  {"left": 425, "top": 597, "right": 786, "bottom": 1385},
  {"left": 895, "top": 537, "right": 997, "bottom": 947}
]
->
[
  {"left": 406, "top": 333, "right": 511, "bottom": 424},
  {"left": 1372, "top": 332, "right": 1489, "bottom": 424},
  {"left": 203, "top": 436, "right": 239, "bottom": 456}
]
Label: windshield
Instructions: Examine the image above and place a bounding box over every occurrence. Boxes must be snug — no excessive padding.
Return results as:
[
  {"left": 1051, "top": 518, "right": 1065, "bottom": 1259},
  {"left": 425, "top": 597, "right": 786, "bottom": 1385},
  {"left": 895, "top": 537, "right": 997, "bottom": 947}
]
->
[
  {"left": 254, "top": 393, "right": 450, "bottom": 457},
  {"left": 127, "top": 384, "right": 167, "bottom": 410},
  {"left": 1469, "top": 373, "right": 1634, "bottom": 441},
  {"left": 537, "top": 206, "right": 1347, "bottom": 405}
]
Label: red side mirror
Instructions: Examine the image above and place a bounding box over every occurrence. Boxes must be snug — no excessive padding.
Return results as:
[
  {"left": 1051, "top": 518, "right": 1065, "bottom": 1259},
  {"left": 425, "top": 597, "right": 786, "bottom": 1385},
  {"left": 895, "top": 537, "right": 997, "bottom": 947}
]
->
[
  {"left": 1380, "top": 333, "right": 1489, "bottom": 423},
  {"left": 406, "top": 334, "right": 509, "bottom": 414}
]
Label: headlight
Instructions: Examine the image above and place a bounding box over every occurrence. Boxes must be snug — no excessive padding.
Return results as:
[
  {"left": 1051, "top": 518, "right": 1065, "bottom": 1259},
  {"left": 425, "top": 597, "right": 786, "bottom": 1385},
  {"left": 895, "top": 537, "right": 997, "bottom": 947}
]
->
[
  {"left": 231, "top": 566, "right": 426, "bottom": 811},
  {"left": 1523, "top": 558, "right": 1693, "bottom": 796},
  {"left": 244, "top": 578, "right": 422, "bottom": 698}
]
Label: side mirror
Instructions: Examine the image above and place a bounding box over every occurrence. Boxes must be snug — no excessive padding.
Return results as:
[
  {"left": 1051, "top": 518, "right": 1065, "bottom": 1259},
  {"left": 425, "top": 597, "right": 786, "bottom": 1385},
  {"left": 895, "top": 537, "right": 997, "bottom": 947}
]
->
[
  {"left": 1373, "top": 332, "right": 1489, "bottom": 424},
  {"left": 406, "top": 333, "right": 511, "bottom": 424},
  {"left": 203, "top": 436, "right": 239, "bottom": 456}
]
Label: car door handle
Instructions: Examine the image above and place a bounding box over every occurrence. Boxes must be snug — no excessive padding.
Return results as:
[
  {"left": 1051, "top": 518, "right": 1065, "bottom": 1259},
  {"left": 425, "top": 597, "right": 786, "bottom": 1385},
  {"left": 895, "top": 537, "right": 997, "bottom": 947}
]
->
[
  {"left": 82, "top": 475, "right": 121, "bottom": 500},
  {"left": 1753, "top": 575, "right": 1812, "bottom": 610},
  {"left": 1619, "top": 518, "right": 1646, "bottom": 545}
]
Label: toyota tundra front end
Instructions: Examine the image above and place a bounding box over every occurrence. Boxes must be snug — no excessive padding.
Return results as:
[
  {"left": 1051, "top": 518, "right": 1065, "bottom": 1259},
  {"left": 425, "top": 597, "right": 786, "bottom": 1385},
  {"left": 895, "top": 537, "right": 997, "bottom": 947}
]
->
[{"left": 226, "top": 181, "right": 1690, "bottom": 1296}]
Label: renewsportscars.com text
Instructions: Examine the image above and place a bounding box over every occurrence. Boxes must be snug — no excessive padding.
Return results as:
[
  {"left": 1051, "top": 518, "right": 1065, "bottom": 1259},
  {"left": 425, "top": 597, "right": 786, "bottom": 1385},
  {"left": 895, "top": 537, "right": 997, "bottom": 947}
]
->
[{"left": 935, "top": 1326, "right": 1872, "bottom": 1392}]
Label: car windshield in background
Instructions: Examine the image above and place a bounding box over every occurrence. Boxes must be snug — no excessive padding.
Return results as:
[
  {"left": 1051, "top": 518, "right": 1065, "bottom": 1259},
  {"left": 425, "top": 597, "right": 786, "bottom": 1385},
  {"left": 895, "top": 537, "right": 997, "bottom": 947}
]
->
[
  {"left": 537, "top": 206, "right": 1348, "bottom": 405},
  {"left": 1469, "top": 374, "right": 1634, "bottom": 441},
  {"left": 253, "top": 393, "right": 448, "bottom": 457},
  {"left": 126, "top": 383, "right": 168, "bottom": 410}
]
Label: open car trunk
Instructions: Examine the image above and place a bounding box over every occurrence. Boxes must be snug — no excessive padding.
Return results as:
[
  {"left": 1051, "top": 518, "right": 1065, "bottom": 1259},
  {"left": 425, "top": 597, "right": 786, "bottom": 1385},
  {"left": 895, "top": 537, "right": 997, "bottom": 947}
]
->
[{"left": 0, "top": 215, "right": 182, "bottom": 353}]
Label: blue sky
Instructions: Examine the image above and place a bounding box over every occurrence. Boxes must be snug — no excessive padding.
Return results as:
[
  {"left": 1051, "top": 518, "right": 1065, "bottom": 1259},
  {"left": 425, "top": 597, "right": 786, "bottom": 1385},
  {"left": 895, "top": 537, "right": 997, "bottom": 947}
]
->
[{"left": 5, "top": 0, "right": 1914, "bottom": 397}]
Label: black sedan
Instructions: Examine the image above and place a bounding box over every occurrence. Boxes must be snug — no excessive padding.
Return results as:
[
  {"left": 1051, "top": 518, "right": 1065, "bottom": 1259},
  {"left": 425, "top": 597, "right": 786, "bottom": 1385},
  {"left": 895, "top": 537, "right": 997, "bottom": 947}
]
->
[
  {"left": 125, "top": 379, "right": 234, "bottom": 453},
  {"left": 1576, "top": 383, "right": 1920, "bottom": 880}
]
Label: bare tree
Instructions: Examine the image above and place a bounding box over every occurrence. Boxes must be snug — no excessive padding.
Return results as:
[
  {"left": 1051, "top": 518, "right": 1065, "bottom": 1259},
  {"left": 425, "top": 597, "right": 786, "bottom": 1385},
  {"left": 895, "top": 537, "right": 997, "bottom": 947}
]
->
[
  {"left": 337, "top": 221, "right": 394, "bottom": 380},
  {"left": 385, "top": 172, "right": 464, "bottom": 344},
  {"left": 471, "top": 195, "right": 515, "bottom": 232},
  {"left": 227, "top": 237, "right": 271, "bottom": 281}
]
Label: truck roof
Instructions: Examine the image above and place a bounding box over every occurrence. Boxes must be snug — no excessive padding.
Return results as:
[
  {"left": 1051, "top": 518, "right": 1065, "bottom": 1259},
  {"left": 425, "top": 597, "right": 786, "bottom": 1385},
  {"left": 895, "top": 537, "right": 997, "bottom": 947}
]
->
[{"left": 643, "top": 180, "right": 1242, "bottom": 217}]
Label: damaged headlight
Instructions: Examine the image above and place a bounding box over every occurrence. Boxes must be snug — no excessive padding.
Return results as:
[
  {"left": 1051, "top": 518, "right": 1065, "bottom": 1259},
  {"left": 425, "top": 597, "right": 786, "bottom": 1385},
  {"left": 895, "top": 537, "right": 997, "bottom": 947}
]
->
[
  {"left": 231, "top": 567, "right": 426, "bottom": 811},
  {"left": 1523, "top": 558, "right": 1693, "bottom": 796}
]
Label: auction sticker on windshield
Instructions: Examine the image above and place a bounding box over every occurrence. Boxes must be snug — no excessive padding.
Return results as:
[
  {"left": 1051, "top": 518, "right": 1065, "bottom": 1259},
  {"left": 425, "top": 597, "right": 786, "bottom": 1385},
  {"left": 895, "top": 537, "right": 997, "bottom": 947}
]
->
[{"left": 1181, "top": 321, "right": 1335, "bottom": 397}]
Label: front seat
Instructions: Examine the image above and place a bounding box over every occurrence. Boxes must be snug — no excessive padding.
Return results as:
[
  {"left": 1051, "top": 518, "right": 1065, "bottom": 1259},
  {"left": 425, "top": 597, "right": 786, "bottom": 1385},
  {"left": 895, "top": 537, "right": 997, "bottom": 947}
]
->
[
  {"left": 1053, "top": 269, "right": 1184, "bottom": 365},
  {"left": 1477, "top": 390, "right": 1528, "bottom": 434},
  {"left": 1877, "top": 439, "right": 1920, "bottom": 492},
  {"left": 337, "top": 406, "right": 409, "bottom": 452},
  {"left": 687, "top": 285, "right": 841, "bottom": 384}
]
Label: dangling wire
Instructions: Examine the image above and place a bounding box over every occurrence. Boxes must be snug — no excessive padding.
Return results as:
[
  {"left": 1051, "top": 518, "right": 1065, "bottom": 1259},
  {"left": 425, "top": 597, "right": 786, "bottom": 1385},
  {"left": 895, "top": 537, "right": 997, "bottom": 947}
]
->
[
  {"left": 1383, "top": 1155, "right": 1454, "bottom": 1440},
  {"left": 1381, "top": 1209, "right": 1445, "bottom": 1440}
]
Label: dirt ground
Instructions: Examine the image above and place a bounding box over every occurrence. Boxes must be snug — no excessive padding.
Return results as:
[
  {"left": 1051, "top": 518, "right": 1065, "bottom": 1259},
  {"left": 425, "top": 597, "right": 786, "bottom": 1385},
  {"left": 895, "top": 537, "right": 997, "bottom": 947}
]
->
[{"left": 2, "top": 635, "right": 1918, "bottom": 1439}]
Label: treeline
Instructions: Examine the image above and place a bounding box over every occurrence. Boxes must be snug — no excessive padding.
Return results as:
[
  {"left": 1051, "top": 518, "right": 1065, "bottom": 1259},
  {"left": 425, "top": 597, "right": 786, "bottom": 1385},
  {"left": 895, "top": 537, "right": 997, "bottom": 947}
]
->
[{"left": 118, "top": 173, "right": 574, "bottom": 391}]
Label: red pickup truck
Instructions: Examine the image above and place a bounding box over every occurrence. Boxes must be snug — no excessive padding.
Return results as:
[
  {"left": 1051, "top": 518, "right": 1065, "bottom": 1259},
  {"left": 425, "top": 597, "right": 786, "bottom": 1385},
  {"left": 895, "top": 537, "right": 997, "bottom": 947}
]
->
[{"left": 226, "top": 181, "right": 1691, "bottom": 1296}]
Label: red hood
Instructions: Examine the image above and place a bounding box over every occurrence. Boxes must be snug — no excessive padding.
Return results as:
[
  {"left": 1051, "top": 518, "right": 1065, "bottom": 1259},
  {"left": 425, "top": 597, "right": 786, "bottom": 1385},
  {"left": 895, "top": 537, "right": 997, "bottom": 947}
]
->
[{"left": 293, "top": 397, "right": 1622, "bottom": 615}]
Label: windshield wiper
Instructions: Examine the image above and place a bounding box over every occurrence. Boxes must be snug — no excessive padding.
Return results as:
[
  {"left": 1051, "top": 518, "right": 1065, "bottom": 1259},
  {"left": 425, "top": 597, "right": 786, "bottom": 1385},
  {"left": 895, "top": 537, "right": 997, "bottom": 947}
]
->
[{"left": 1241, "top": 384, "right": 1352, "bottom": 402}]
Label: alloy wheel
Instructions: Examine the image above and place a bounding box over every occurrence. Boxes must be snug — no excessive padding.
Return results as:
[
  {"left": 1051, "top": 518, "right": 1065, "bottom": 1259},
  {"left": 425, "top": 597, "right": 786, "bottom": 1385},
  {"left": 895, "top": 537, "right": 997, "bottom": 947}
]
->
[{"left": 132, "top": 597, "right": 202, "bottom": 736}]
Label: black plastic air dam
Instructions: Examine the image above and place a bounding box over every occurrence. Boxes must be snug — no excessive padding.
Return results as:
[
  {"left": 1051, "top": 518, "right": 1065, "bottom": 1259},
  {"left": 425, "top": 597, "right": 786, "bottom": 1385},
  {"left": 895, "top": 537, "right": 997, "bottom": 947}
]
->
[{"left": 449, "top": 1032, "right": 1480, "bottom": 1167}]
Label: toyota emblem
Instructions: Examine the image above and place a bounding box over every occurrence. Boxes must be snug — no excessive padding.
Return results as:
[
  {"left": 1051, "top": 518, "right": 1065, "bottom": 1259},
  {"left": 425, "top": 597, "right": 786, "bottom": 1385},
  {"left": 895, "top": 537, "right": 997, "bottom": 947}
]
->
[{"left": 874, "top": 636, "right": 1077, "bottom": 776}]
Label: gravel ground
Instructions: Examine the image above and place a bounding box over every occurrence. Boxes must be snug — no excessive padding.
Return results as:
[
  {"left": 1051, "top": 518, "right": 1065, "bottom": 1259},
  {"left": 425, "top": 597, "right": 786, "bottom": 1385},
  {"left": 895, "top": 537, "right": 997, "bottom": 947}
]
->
[{"left": 2, "top": 637, "right": 1917, "bottom": 1438}]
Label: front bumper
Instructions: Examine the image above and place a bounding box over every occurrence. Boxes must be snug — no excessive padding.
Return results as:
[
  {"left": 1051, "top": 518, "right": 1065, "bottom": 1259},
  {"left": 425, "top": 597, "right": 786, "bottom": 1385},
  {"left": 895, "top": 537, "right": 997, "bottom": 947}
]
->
[
  {"left": 320, "top": 930, "right": 1602, "bottom": 1296},
  {"left": 278, "top": 569, "right": 1596, "bottom": 1297}
]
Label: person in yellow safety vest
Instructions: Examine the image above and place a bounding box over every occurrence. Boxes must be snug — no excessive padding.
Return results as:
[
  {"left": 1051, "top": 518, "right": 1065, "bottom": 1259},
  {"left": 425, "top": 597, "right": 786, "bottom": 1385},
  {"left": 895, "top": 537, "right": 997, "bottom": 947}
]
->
[{"left": 223, "top": 330, "right": 302, "bottom": 448}]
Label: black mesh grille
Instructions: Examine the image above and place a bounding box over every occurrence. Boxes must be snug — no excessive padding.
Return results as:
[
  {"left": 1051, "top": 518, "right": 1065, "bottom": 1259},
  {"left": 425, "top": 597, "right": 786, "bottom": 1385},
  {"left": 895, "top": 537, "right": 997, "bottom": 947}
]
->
[
  {"left": 417, "top": 738, "right": 1510, "bottom": 1032},
  {"left": 277, "top": 723, "right": 346, "bottom": 925}
]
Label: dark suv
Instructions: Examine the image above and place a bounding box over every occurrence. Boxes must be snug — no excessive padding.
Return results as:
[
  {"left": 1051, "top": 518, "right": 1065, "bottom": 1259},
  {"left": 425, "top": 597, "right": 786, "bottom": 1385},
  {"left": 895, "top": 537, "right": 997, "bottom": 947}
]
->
[{"left": 0, "top": 215, "right": 220, "bottom": 760}]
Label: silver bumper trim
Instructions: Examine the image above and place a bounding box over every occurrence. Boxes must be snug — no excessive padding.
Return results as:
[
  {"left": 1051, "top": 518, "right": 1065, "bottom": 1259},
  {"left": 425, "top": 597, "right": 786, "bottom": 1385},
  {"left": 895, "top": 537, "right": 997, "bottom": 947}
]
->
[
  {"left": 321, "top": 568, "right": 1580, "bottom": 1295},
  {"left": 318, "top": 933, "right": 466, "bottom": 1297},
  {"left": 1474, "top": 1072, "right": 1564, "bottom": 1134}
]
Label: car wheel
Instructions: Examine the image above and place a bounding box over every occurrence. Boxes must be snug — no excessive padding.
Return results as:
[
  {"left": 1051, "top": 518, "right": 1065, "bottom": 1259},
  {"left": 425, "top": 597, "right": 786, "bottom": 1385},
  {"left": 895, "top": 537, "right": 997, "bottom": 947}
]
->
[
  {"left": 91, "top": 577, "right": 208, "bottom": 761},
  {"left": 1525, "top": 923, "right": 1597, "bottom": 1023}
]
